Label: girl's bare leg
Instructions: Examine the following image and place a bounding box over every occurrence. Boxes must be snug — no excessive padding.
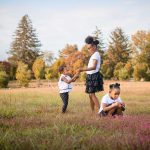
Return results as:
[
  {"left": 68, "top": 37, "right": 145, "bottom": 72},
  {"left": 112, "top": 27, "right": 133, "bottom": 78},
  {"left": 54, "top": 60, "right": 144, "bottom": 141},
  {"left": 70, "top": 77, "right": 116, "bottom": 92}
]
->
[
  {"left": 89, "top": 94, "right": 95, "bottom": 112},
  {"left": 107, "top": 108, "right": 116, "bottom": 116},
  {"left": 116, "top": 108, "right": 123, "bottom": 116}
]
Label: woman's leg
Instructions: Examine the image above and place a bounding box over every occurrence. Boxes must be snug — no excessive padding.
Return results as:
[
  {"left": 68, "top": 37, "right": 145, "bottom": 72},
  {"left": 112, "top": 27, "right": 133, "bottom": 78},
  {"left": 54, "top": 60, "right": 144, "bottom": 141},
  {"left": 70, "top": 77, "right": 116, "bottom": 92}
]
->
[
  {"left": 89, "top": 93, "right": 100, "bottom": 110},
  {"left": 60, "top": 93, "right": 69, "bottom": 113},
  {"left": 89, "top": 94, "right": 95, "bottom": 112}
]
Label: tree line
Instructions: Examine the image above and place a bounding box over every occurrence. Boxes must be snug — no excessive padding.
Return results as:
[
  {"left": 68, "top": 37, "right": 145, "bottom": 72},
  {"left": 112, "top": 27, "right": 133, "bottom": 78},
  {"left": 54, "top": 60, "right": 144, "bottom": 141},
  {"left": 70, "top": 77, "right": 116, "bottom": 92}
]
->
[{"left": 0, "top": 15, "right": 150, "bottom": 88}]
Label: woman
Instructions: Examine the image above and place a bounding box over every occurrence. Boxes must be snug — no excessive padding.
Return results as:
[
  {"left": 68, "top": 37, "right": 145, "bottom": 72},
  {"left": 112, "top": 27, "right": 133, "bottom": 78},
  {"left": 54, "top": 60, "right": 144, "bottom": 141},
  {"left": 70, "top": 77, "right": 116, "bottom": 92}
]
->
[{"left": 77, "top": 36, "right": 104, "bottom": 113}]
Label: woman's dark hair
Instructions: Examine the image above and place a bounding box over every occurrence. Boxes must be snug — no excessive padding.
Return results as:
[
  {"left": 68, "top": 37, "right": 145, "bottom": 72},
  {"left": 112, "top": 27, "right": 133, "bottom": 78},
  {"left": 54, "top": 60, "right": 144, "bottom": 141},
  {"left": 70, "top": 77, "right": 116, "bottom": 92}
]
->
[
  {"left": 109, "top": 83, "right": 120, "bottom": 90},
  {"left": 85, "top": 36, "right": 99, "bottom": 46},
  {"left": 58, "top": 65, "right": 66, "bottom": 73}
]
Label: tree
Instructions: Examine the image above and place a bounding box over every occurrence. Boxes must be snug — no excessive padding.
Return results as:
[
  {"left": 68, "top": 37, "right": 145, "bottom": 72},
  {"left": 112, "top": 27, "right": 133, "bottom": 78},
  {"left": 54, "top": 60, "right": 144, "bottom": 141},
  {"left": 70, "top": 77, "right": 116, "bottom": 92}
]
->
[
  {"left": 93, "top": 26, "right": 104, "bottom": 58},
  {"left": 16, "top": 62, "right": 31, "bottom": 87},
  {"left": 102, "top": 27, "right": 131, "bottom": 79},
  {"left": 59, "top": 44, "right": 78, "bottom": 58},
  {"left": 50, "top": 58, "right": 65, "bottom": 78},
  {"left": 45, "top": 67, "right": 52, "bottom": 81},
  {"left": 118, "top": 68, "right": 129, "bottom": 80},
  {"left": 0, "top": 61, "right": 16, "bottom": 80},
  {"left": 133, "top": 63, "right": 149, "bottom": 81},
  {"left": 32, "top": 58, "right": 45, "bottom": 80},
  {"left": 0, "top": 71, "right": 9, "bottom": 88},
  {"left": 132, "top": 30, "right": 150, "bottom": 80},
  {"left": 59, "top": 44, "right": 79, "bottom": 74},
  {"left": 41, "top": 51, "right": 54, "bottom": 66},
  {"left": 107, "top": 27, "right": 131, "bottom": 64},
  {"left": 0, "top": 61, "right": 11, "bottom": 75},
  {"left": 114, "top": 62, "right": 125, "bottom": 80},
  {"left": 8, "top": 15, "right": 41, "bottom": 69}
]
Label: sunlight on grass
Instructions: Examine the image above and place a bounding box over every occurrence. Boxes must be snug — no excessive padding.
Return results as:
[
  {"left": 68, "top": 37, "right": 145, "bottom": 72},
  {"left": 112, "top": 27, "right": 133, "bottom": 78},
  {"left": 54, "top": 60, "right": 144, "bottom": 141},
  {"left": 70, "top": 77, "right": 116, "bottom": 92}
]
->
[{"left": 0, "top": 81, "right": 150, "bottom": 149}]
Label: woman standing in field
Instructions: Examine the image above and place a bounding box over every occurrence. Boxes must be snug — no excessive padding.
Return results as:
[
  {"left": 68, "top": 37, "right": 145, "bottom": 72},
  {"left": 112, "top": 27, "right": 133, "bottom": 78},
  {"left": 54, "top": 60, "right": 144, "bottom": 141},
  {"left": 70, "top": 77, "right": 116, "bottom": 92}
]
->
[{"left": 77, "top": 36, "right": 104, "bottom": 114}]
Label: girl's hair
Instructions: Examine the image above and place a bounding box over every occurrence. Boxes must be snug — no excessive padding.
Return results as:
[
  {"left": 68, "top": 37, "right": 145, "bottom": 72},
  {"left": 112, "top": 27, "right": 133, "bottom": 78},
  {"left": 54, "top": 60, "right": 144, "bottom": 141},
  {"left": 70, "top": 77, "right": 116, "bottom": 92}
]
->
[
  {"left": 58, "top": 65, "right": 66, "bottom": 73},
  {"left": 109, "top": 83, "right": 120, "bottom": 90},
  {"left": 85, "top": 36, "right": 99, "bottom": 46}
]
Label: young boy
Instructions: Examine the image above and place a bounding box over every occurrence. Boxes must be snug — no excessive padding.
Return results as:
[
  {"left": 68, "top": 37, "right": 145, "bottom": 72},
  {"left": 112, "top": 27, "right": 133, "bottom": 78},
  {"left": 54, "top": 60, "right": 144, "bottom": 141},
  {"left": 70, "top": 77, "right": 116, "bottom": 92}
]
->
[
  {"left": 99, "top": 83, "right": 125, "bottom": 117},
  {"left": 58, "top": 65, "right": 79, "bottom": 113}
]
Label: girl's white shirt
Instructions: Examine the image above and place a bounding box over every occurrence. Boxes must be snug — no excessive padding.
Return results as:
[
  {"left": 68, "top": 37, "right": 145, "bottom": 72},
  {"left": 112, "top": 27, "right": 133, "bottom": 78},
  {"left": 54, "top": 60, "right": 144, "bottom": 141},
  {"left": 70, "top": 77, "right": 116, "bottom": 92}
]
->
[
  {"left": 86, "top": 51, "right": 101, "bottom": 74},
  {"left": 99, "top": 93, "right": 122, "bottom": 113},
  {"left": 58, "top": 74, "right": 73, "bottom": 93}
]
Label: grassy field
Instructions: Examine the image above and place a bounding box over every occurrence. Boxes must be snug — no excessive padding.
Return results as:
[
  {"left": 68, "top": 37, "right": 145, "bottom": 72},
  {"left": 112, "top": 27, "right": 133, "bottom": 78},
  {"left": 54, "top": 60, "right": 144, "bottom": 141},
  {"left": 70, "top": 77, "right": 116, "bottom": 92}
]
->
[{"left": 0, "top": 81, "right": 150, "bottom": 150}]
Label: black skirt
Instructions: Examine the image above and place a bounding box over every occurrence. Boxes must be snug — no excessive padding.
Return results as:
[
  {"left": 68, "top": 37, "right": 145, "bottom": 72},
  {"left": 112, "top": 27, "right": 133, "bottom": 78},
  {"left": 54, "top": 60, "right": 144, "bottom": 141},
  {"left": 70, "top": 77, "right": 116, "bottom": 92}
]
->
[{"left": 85, "top": 72, "right": 104, "bottom": 93}]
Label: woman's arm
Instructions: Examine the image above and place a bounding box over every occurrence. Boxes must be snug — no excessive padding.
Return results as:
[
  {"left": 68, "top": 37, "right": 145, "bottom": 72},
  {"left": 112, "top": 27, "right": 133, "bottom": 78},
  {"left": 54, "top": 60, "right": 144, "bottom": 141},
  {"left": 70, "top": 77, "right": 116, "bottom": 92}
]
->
[{"left": 78, "top": 59, "right": 97, "bottom": 73}]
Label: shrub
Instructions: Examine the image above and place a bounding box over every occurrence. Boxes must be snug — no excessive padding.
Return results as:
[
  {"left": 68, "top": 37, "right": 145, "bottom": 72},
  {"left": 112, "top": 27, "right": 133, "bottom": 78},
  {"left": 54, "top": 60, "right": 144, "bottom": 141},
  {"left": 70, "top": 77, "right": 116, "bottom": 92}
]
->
[
  {"left": 133, "top": 63, "right": 149, "bottom": 81},
  {"left": 45, "top": 67, "right": 52, "bottom": 80},
  {"left": 16, "top": 62, "right": 31, "bottom": 87},
  {"left": 32, "top": 58, "right": 45, "bottom": 80},
  {"left": 0, "top": 71, "right": 9, "bottom": 88},
  {"left": 119, "top": 68, "right": 129, "bottom": 80},
  {"left": 114, "top": 62, "right": 125, "bottom": 80}
]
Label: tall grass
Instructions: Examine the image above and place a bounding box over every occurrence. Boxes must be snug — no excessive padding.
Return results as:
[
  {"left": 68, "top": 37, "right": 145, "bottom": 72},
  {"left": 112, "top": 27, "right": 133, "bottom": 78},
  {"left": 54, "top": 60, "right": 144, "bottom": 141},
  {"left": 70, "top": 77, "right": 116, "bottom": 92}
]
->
[{"left": 0, "top": 81, "right": 150, "bottom": 150}]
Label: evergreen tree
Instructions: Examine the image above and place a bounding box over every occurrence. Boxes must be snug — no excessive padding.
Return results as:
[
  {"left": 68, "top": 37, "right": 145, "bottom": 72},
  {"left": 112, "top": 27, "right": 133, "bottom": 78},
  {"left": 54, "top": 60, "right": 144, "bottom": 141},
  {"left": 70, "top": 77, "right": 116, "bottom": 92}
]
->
[
  {"left": 93, "top": 26, "right": 104, "bottom": 64},
  {"left": 102, "top": 27, "right": 131, "bottom": 79},
  {"left": 107, "top": 27, "right": 131, "bottom": 64},
  {"left": 8, "top": 15, "right": 41, "bottom": 69}
]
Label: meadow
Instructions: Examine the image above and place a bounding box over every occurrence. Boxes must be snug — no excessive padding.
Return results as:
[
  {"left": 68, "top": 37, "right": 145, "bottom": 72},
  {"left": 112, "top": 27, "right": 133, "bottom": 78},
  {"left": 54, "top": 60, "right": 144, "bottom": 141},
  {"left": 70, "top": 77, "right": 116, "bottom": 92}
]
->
[{"left": 0, "top": 81, "right": 150, "bottom": 150}]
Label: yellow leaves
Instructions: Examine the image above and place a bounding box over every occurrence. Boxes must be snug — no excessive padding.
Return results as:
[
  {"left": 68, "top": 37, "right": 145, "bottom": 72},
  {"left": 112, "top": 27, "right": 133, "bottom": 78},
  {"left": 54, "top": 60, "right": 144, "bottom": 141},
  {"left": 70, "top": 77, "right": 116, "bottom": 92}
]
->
[
  {"left": 132, "top": 30, "right": 150, "bottom": 49},
  {"left": 16, "top": 61, "right": 31, "bottom": 87},
  {"left": 32, "top": 58, "right": 45, "bottom": 80}
]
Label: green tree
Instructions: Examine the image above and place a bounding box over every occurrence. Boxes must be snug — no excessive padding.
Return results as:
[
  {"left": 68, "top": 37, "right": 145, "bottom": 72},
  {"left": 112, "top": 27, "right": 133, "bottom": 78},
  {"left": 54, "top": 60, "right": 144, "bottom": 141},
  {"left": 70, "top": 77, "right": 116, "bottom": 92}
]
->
[
  {"left": 8, "top": 15, "right": 41, "bottom": 69},
  {"left": 0, "top": 71, "right": 9, "bottom": 88},
  {"left": 124, "top": 61, "right": 133, "bottom": 78},
  {"left": 132, "top": 30, "right": 150, "bottom": 80},
  {"left": 118, "top": 68, "right": 129, "bottom": 80},
  {"left": 133, "top": 63, "right": 149, "bottom": 81},
  {"left": 107, "top": 27, "right": 131, "bottom": 64},
  {"left": 93, "top": 26, "right": 104, "bottom": 54},
  {"left": 101, "top": 58, "right": 114, "bottom": 79},
  {"left": 114, "top": 62, "right": 125, "bottom": 80},
  {"left": 32, "top": 58, "right": 45, "bottom": 80},
  {"left": 102, "top": 27, "right": 131, "bottom": 79},
  {"left": 16, "top": 62, "right": 31, "bottom": 87}
]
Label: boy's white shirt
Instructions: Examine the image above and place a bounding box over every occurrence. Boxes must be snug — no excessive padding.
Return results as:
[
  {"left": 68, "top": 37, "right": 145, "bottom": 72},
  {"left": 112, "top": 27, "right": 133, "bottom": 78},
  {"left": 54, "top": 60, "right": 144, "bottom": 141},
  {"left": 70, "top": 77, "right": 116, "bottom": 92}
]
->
[
  {"left": 58, "top": 74, "right": 73, "bottom": 93},
  {"left": 99, "top": 93, "right": 122, "bottom": 113}
]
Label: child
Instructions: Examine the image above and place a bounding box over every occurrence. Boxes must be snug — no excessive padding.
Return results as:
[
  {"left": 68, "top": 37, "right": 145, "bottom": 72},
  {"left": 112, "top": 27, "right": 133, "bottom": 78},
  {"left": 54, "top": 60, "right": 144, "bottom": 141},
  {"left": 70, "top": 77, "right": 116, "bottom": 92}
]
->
[
  {"left": 58, "top": 65, "right": 79, "bottom": 113},
  {"left": 99, "top": 83, "right": 125, "bottom": 117}
]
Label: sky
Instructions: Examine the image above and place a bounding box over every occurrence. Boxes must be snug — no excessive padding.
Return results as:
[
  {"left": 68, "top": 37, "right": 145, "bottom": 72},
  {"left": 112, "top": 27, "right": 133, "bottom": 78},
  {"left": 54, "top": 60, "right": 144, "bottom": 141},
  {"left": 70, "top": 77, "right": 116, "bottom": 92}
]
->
[{"left": 0, "top": 0, "right": 150, "bottom": 60}]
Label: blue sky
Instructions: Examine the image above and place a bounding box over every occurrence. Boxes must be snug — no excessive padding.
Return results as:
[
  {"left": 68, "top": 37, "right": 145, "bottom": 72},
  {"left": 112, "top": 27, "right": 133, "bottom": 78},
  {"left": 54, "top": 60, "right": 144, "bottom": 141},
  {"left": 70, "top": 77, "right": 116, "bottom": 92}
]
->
[{"left": 0, "top": 0, "right": 150, "bottom": 60}]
